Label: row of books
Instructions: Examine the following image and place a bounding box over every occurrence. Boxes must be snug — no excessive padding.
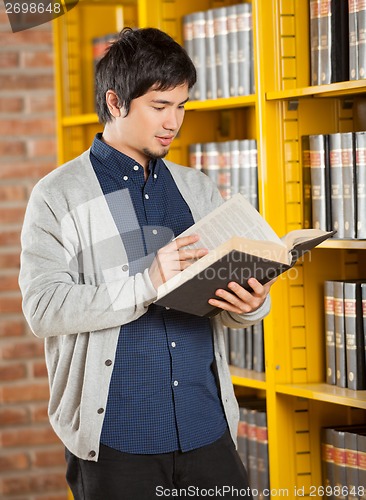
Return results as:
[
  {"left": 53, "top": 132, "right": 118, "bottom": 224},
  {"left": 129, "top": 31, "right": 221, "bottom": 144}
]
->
[
  {"left": 324, "top": 280, "right": 366, "bottom": 390},
  {"left": 321, "top": 424, "right": 366, "bottom": 498},
  {"left": 223, "top": 321, "right": 265, "bottom": 373},
  {"left": 237, "top": 398, "right": 269, "bottom": 500},
  {"left": 189, "top": 139, "right": 258, "bottom": 207},
  {"left": 182, "top": 3, "right": 254, "bottom": 101},
  {"left": 302, "top": 132, "right": 366, "bottom": 239}
]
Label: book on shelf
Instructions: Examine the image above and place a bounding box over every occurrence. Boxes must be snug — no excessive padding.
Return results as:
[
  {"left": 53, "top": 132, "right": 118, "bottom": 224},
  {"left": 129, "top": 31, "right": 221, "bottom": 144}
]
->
[
  {"left": 334, "top": 280, "right": 347, "bottom": 388},
  {"left": 324, "top": 280, "right": 336, "bottom": 385},
  {"left": 310, "top": 0, "right": 349, "bottom": 85},
  {"left": 227, "top": 5, "right": 239, "bottom": 98},
  {"left": 344, "top": 281, "right": 366, "bottom": 390},
  {"left": 341, "top": 132, "right": 356, "bottom": 238},
  {"left": 213, "top": 7, "right": 230, "bottom": 99},
  {"left": 329, "top": 133, "right": 345, "bottom": 238},
  {"left": 349, "top": 0, "right": 359, "bottom": 80},
  {"left": 236, "top": 2, "right": 252, "bottom": 96},
  {"left": 358, "top": 0, "right": 366, "bottom": 78},
  {"left": 154, "top": 193, "right": 335, "bottom": 317},
  {"left": 302, "top": 135, "right": 313, "bottom": 229},
  {"left": 191, "top": 11, "right": 206, "bottom": 101},
  {"left": 204, "top": 9, "right": 217, "bottom": 100},
  {"left": 309, "top": 134, "right": 331, "bottom": 231},
  {"left": 355, "top": 131, "right": 366, "bottom": 238}
]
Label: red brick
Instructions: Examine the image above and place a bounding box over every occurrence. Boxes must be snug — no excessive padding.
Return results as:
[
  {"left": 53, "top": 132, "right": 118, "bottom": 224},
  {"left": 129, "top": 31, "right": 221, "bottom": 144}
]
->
[
  {"left": 0, "top": 274, "right": 20, "bottom": 292},
  {"left": 28, "top": 138, "right": 57, "bottom": 157},
  {"left": 0, "top": 319, "right": 24, "bottom": 337},
  {"left": 0, "top": 118, "right": 55, "bottom": 136},
  {"left": 0, "top": 96, "right": 24, "bottom": 112},
  {"left": 0, "top": 140, "right": 26, "bottom": 156},
  {"left": 0, "top": 184, "right": 27, "bottom": 201},
  {"left": 0, "top": 30, "right": 53, "bottom": 46},
  {"left": 0, "top": 252, "right": 20, "bottom": 269},
  {"left": 0, "top": 382, "right": 49, "bottom": 404},
  {"left": 0, "top": 229, "right": 21, "bottom": 246},
  {"left": 22, "top": 51, "right": 54, "bottom": 68},
  {"left": 33, "top": 448, "right": 65, "bottom": 467},
  {"left": 0, "top": 52, "right": 19, "bottom": 68},
  {"left": 1, "top": 426, "right": 57, "bottom": 447},
  {"left": 0, "top": 160, "right": 56, "bottom": 179},
  {"left": 34, "top": 495, "right": 69, "bottom": 500},
  {"left": 33, "top": 361, "right": 48, "bottom": 378},
  {"left": 27, "top": 93, "right": 55, "bottom": 113},
  {"left": 0, "top": 295, "right": 22, "bottom": 314},
  {"left": 2, "top": 340, "right": 44, "bottom": 360},
  {"left": 31, "top": 404, "right": 49, "bottom": 423},
  {"left": 0, "top": 74, "right": 54, "bottom": 91},
  {"left": 0, "top": 363, "right": 26, "bottom": 381},
  {"left": 2, "top": 472, "right": 66, "bottom": 495},
  {"left": 0, "top": 406, "right": 29, "bottom": 426},
  {"left": 0, "top": 452, "right": 30, "bottom": 471},
  {"left": 0, "top": 206, "right": 26, "bottom": 224}
]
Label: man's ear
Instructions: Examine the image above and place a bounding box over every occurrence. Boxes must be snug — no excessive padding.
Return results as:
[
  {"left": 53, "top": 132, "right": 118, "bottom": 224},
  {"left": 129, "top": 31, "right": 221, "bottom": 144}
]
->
[{"left": 106, "top": 90, "right": 122, "bottom": 117}]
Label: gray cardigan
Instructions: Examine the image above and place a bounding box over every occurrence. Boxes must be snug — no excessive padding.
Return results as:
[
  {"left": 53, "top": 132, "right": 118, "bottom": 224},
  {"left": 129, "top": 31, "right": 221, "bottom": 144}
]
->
[{"left": 19, "top": 150, "right": 270, "bottom": 461}]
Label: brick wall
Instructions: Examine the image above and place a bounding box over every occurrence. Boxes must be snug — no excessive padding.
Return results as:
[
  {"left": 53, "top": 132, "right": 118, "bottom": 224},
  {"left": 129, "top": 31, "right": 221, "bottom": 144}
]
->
[{"left": 0, "top": 4, "right": 68, "bottom": 500}]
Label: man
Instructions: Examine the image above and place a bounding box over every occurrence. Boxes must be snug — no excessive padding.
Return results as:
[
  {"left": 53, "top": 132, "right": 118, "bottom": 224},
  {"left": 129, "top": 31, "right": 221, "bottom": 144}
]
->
[{"left": 19, "top": 27, "right": 272, "bottom": 499}]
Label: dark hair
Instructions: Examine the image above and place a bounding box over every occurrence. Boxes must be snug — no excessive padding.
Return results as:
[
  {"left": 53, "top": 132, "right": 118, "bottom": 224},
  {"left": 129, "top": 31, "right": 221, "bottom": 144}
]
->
[{"left": 95, "top": 27, "right": 197, "bottom": 124}]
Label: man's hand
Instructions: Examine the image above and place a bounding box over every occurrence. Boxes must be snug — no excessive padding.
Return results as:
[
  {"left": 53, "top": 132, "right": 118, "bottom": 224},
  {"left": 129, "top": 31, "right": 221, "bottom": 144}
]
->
[
  {"left": 208, "top": 277, "right": 275, "bottom": 315},
  {"left": 149, "top": 234, "right": 208, "bottom": 290}
]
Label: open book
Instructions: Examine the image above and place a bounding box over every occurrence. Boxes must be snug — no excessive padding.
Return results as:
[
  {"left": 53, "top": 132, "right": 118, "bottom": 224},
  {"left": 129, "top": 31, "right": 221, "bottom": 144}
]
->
[{"left": 154, "top": 193, "right": 335, "bottom": 317}]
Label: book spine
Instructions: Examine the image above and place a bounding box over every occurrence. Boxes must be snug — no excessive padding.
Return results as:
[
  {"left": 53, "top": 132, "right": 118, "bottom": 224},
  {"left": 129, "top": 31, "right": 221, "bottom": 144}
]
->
[
  {"left": 239, "top": 139, "right": 251, "bottom": 201},
  {"left": 236, "top": 3, "right": 251, "bottom": 96},
  {"left": 362, "top": 283, "right": 366, "bottom": 381},
  {"left": 309, "top": 134, "right": 328, "bottom": 230},
  {"left": 344, "top": 431, "right": 359, "bottom": 500},
  {"left": 332, "top": 429, "right": 348, "bottom": 500},
  {"left": 247, "top": 409, "right": 259, "bottom": 497},
  {"left": 322, "top": 427, "right": 335, "bottom": 490},
  {"left": 358, "top": 0, "right": 366, "bottom": 78},
  {"left": 227, "top": 5, "right": 239, "bottom": 97},
  {"left": 191, "top": 11, "right": 207, "bottom": 101},
  {"left": 349, "top": 0, "right": 359, "bottom": 80},
  {"left": 324, "top": 280, "right": 336, "bottom": 385},
  {"left": 213, "top": 7, "right": 230, "bottom": 99},
  {"left": 310, "top": 0, "right": 322, "bottom": 85},
  {"left": 249, "top": 6, "right": 255, "bottom": 94},
  {"left": 355, "top": 131, "right": 366, "bottom": 238},
  {"left": 204, "top": 10, "right": 217, "bottom": 100},
  {"left": 229, "top": 140, "right": 240, "bottom": 196},
  {"left": 332, "top": 0, "right": 349, "bottom": 83},
  {"left": 249, "top": 139, "right": 259, "bottom": 210},
  {"left": 341, "top": 132, "right": 356, "bottom": 238},
  {"left": 182, "top": 14, "right": 194, "bottom": 100},
  {"left": 334, "top": 281, "right": 347, "bottom": 388},
  {"left": 319, "top": 0, "right": 332, "bottom": 84},
  {"left": 189, "top": 143, "right": 203, "bottom": 171},
  {"left": 329, "top": 133, "right": 344, "bottom": 238},
  {"left": 237, "top": 407, "right": 249, "bottom": 467},
  {"left": 302, "top": 135, "right": 313, "bottom": 229},
  {"left": 217, "top": 141, "right": 231, "bottom": 200},
  {"left": 252, "top": 321, "right": 265, "bottom": 373},
  {"left": 255, "top": 410, "right": 269, "bottom": 499},
  {"left": 357, "top": 434, "right": 366, "bottom": 500},
  {"left": 245, "top": 326, "right": 253, "bottom": 370},
  {"left": 202, "top": 142, "right": 220, "bottom": 185},
  {"left": 344, "top": 282, "right": 366, "bottom": 390}
]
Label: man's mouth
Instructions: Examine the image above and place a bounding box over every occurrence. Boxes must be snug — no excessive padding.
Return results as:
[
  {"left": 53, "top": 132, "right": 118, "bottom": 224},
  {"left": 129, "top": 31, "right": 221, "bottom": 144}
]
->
[{"left": 156, "top": 136, "right": 174, "bottom": 147}]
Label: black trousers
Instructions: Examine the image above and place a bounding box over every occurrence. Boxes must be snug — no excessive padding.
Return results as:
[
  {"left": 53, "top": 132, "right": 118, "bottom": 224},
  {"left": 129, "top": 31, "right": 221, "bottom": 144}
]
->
[{"left": 65, "top": 429, "right": 253, "bottom": 500}]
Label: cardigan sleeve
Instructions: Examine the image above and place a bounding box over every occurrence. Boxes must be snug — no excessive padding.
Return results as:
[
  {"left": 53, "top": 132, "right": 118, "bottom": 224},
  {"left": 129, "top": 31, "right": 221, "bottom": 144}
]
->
[{"left": 19, "top": 182, "right": 157, "bottom": 339}]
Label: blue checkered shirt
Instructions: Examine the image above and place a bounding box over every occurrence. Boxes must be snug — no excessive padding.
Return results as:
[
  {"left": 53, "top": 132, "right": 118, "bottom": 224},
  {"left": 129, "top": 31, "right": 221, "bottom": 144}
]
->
[{"left": 91, "top": 134, "right": 227, "bottom": 454}]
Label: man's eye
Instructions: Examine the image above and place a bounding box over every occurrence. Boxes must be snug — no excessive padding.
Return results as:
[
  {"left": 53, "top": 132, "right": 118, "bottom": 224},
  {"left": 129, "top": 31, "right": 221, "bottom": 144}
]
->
[{"left": 153, "top": 107, "right": 164, "bottom": 111}]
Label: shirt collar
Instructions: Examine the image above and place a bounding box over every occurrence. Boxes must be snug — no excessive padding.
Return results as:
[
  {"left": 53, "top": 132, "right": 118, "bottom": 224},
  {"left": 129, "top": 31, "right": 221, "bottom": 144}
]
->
[{"left": 91, "top": 133, "right": 161, "bottom": 178}]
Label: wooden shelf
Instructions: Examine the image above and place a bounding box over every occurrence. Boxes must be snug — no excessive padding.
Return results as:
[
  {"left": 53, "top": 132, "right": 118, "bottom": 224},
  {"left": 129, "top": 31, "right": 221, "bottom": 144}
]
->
[
  {"left": 230, "top": 366, "right": 266, "bottom": 390},
  {"left": 185, "top": 95, "right": 256, "bottom": 111},
  {"left": 266, "top": 80, "right": 366, "bottom": 101},
  {"left": 320, "top": 239, "right": 366, "bottom": 250},
  {"left": 276, "top": 383, "right": 366, "bottom": 410}
]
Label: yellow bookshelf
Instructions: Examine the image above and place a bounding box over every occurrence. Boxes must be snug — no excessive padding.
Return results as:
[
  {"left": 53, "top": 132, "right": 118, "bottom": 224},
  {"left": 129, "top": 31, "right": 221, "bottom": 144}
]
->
[{"left": 54, "top": 0, "right": 366, "bottom": 495}]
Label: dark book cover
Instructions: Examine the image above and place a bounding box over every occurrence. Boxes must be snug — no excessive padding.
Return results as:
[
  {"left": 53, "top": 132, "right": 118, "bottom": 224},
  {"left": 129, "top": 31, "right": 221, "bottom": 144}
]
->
[
  {"left": 334, "top": 281, "right": 347, "bottom": 388},
  {"left": 302, "top": 135, "right": 313, "bottom": 229},
  {"left": 324, "top": 280, "right": 336, "bottom": 385},
  {"left": 344, "top": 281, "right": 366, "bottom": 390},
  {"left": 355, "top": 131, "right": 366, "bottom": 238}
]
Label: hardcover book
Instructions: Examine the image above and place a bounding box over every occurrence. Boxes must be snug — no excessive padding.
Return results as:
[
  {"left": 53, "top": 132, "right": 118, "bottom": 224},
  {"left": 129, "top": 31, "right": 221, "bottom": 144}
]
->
[{"left": 154, "top": 194, "right": 335, "bottom": 317}]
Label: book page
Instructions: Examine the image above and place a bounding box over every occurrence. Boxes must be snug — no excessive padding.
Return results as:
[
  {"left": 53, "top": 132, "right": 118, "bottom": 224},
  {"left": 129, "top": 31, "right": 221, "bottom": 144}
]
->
[{"left": 178, "top": 193, "right": 283, "bottom": 250}]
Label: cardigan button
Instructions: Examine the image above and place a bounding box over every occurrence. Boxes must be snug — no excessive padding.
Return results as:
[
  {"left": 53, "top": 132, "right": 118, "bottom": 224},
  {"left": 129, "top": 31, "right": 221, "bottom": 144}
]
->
[
  {"left": 105, "top": 359, "right": 112, "bottom": 366},
  {"left": 97, "top": 408, "right": 104, "bottom": 414},
  {"left": 88, "top": 450, "right": 96, "bottom": 458},
  {"left": 122, "top": 264, "right": 129, "bottom": 272}
]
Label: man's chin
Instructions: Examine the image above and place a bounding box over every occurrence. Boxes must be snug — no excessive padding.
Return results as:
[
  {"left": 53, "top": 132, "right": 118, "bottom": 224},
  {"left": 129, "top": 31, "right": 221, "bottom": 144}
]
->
[{"left": 143, "top": 148, "right": 169, "bottom": 160}]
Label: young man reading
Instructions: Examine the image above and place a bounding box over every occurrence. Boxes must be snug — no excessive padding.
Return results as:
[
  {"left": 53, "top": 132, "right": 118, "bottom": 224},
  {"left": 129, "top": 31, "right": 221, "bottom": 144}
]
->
[{"left": 19, "top": 27, "right": 273, "bottom": 499}]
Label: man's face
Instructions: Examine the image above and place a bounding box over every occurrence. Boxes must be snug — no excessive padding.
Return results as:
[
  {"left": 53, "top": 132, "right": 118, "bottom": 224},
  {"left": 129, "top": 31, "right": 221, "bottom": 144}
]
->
[{"left": 108, "top": 83, "right": 189, "bottom": 167}]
